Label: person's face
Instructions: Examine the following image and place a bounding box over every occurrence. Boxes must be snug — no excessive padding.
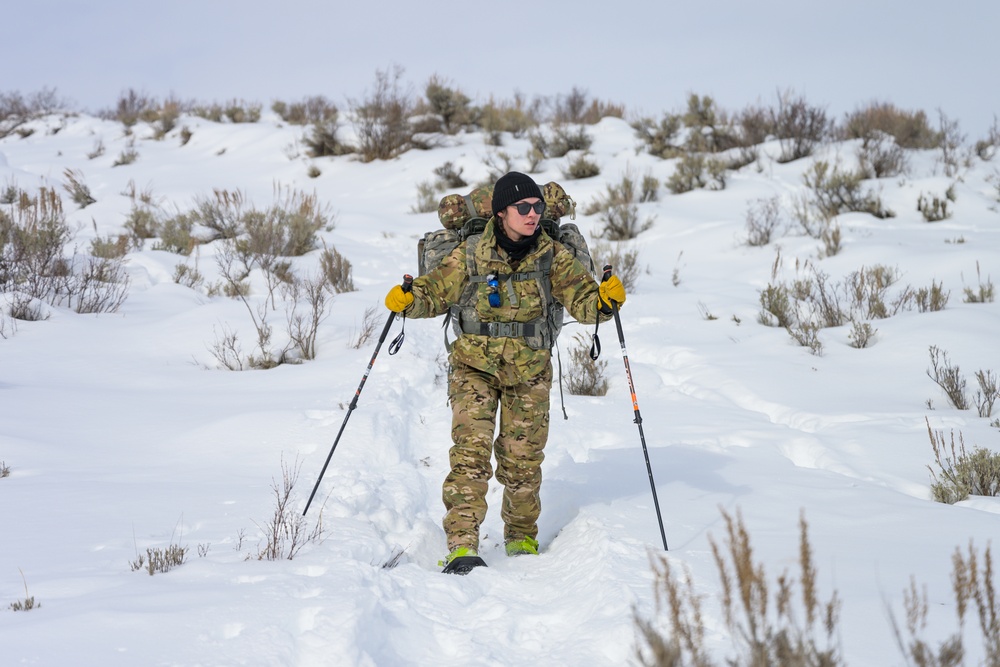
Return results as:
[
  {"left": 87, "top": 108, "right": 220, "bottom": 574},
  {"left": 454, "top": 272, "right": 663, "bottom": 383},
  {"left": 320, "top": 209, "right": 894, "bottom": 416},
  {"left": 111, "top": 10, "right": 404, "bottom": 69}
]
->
[{"left": 498, "top": 198, "right": 544, "bottom": 242}]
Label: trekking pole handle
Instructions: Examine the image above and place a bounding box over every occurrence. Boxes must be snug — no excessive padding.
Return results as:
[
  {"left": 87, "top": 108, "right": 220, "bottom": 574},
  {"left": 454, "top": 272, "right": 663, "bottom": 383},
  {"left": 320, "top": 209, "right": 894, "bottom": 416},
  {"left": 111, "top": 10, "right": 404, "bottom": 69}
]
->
[
  {"left": 388, "top": 274, "right": 413, "bottom": 355},
  {"left": 601, "top": 264, "right": 619, "bottom": 308}
]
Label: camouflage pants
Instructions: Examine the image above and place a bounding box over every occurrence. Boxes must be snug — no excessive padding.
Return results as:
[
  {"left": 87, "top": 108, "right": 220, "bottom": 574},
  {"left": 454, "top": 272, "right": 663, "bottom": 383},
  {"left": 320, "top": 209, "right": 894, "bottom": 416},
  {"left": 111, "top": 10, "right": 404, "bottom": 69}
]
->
[{"left": 443, "top": 360, "right": 552, "bottom": 552}]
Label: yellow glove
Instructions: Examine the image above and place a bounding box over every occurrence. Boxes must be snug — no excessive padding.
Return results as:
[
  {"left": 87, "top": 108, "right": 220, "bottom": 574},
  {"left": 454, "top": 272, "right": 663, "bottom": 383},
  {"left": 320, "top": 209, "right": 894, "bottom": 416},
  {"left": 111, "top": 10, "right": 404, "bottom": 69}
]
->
[
  {"left": 384, "top": 284, "right": 414, "bottom": 312},
  {"left": 599, "top": 275, "right": 626, "bottom": 308}
]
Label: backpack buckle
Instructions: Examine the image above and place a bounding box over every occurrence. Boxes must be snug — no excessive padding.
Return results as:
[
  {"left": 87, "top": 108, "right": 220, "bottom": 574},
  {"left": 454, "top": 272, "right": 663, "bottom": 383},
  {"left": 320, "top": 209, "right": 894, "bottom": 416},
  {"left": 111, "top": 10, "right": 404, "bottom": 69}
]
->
[{"left": 487, "top": 322, "right": 516, "bottom": 337}]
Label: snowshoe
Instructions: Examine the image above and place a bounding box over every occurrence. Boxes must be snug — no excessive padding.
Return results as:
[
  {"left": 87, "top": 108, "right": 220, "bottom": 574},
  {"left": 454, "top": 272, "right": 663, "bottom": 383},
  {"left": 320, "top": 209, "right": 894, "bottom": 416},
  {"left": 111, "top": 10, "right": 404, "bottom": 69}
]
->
[{"left": 438, "top": 546, "right": 487, "bottom": 575}]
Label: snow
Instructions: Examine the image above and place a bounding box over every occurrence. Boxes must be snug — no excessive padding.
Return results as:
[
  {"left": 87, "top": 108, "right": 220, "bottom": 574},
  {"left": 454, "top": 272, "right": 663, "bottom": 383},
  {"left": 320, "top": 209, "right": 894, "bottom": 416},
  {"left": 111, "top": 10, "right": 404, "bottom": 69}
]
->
[{"left": 2, "top": 109, "right": 1000, "bottom": 666}]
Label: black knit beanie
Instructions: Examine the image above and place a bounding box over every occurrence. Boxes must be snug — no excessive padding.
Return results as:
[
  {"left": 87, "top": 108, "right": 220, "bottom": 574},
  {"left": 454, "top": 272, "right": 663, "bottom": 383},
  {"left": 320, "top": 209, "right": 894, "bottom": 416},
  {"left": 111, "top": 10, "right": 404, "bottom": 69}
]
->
[{"left": 491, "top": 171, "right": 543, "bottom": 216}]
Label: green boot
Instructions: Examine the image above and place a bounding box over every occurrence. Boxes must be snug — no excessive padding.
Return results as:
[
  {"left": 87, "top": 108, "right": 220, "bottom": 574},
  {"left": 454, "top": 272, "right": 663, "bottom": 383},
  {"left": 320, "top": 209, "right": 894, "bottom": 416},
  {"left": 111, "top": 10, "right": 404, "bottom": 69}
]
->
[
  {"left": 505, "top": 536, "right": 539, "bottom": 556},
  {"left": 437, "top": 546, "right": 477, "bottom": 568}
]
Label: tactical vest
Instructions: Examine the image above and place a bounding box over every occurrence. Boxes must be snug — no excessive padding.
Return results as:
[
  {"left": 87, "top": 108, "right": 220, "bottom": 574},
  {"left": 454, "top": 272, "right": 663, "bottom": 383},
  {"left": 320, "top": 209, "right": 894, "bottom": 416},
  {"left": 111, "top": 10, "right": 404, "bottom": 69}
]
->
[{"left": 449, "top": 229, "right": 561, "bottom": 351}]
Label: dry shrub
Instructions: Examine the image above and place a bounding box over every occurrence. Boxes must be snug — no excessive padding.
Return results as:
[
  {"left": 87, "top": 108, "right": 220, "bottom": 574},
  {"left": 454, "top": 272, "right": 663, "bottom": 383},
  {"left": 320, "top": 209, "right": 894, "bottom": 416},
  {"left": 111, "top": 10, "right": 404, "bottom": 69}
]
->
[
  {"left": 191, "top": 99, "right": 262, "bottom": 123},
  {"left": 589, "top": 169, "right": 656, "bottom": 240},
  {"left": 926, "top": 418, "right": 1000, "bottom": 504},
  {"left": 422, "top": 75, "right": 473, "bottom": 133},
  {"left": 744, "top": 196, "right": 783, "bottom": 247},
  {"left": 735, "top": 102, "right": 777, "bottom": 147},
  {"left": 254, "top": 456, "right": 326, "bottom": 560},
  {"left": 272, "top": 95, "right": 338, "bottom": 125},
  {"left": 319, "top": 242, "right": 354, "bottom": 293},
  {"left": 632, "top": 113, "right": 684, "bottom": 159},
  {"left": 667, "top": 154, "right": 727, "bottom": 194},
  {"left": 636, "top": 508, "right": 843, "bottom": 666},
  {"left": 962, "top": 261, "right": 995, "bottom": 304},
  {"left": 773, "top": 90, "right": 832, "bottom": 163},
  {"left": 590, "top": 241, "right": 642, "bottom": 292},
  {"left": 1, "top": 88, "right": 63, "bottom": 138},
  {"left": 927, "top": 346, "right": 969, "bottom": 411},
  {"left": 350, "top": 65, "right": 415, "bottom": 162},
  {"left": 891, "top": 541, "right": 1000, "bottom": 666},
  {"left": 0, "top": 186, "right": 129, "bottom": 315},
  {"left": 974, "top": 116, "right": 1000, "bottom": 161},
  {"left": 546, "top": 123, "right": 593, "bottom": 158},
  {"left": 62, "top": 168, "right": 96, "bottom": 208},
  {"left": 915, "top": 280, "right": 950, "bottom": 313},
  {"left": 857, "top": 132, "right": 909, "bottom": 179},
  {"left": 565, "top": 332, "right": 608, "bottom": 396},
  {"left": 550, "top": 86, "right": 624, "bottom": 124},
  {"left": 843, "top": 101, "right": 942, "bottom": 149},
  {"left": 681, "top": 94, "right": 741, "bottom": 153},
  {"left": 130, "top": 544, "right": 188, "bottom": 575},
  {"left": 918, "top": 192, "right": 953, "bottom": 222},
  {"left": 803, "top": 160, "right": 893, "bottom": 219},
  {"left": 106, "top": 87, "right": 158, "bottom": 128},
  {"left": 563, "top": 154, "right": 601, "bottom": 180}
]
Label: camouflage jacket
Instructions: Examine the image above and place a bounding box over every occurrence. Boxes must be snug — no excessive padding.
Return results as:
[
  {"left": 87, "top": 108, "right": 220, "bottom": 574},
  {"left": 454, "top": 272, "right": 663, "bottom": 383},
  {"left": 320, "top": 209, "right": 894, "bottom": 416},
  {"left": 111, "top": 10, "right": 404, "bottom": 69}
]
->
[{"left": 405, "top": 219, "right": 611, "bottom": 385}]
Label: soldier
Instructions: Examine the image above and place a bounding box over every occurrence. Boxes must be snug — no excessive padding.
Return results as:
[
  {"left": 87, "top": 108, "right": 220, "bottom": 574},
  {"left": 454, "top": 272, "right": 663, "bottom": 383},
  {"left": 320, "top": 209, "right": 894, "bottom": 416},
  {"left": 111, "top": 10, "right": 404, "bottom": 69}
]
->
[{"left": 384, "top": 171, "right": 627, "bottom": 572}]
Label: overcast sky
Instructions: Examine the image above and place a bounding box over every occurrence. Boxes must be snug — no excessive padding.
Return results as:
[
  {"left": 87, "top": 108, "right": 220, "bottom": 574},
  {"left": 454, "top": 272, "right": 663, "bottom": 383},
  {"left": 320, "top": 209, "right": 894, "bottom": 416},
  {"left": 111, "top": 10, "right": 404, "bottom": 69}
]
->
[{"left": 6, "top": 0, "right": 998, "bottom": 136}]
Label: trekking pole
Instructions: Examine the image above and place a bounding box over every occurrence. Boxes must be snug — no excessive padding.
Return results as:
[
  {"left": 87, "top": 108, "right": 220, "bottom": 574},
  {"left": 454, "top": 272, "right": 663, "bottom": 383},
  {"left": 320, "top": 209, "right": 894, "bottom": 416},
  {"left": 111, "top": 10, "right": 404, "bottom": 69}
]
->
[
  {"left": 303, "top": 274, "right": 413, "bottom": 517},
  {"left": 602, "top": 265, "right": 668, "bottom": 551}
]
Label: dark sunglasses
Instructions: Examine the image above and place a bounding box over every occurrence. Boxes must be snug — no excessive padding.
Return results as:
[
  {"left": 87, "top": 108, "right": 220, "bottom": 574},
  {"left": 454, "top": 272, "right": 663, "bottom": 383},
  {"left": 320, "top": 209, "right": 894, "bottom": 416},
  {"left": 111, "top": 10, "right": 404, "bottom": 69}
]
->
[{"left": 509, "top": 201, "right": 545, "bottom": 216}]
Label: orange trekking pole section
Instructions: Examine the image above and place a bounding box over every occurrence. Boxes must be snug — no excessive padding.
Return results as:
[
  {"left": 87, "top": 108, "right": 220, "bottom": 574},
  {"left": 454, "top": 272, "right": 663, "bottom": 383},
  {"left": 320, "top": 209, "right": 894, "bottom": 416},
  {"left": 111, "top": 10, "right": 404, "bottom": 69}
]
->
[{"left": 602, "top": 265, "right": 668, "bottom": 551}]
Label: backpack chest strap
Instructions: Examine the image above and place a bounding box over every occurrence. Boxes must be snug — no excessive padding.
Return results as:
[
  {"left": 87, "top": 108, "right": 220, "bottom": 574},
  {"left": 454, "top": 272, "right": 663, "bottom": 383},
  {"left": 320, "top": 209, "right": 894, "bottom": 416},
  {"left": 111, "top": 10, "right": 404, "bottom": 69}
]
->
[
  {"left": 460, "top": 320, "right": 540, "bottom": 338},
  {"left": 468, "top": 269, "right": 547, "bottom": 283}
]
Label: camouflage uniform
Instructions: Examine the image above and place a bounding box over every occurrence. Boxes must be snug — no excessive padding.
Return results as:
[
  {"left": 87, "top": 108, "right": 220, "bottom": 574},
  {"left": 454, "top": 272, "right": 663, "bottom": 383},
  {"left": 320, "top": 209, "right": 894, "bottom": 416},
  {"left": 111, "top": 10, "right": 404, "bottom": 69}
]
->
[{"left": 405, "top": 219, "right": 610, "bottom": 552}]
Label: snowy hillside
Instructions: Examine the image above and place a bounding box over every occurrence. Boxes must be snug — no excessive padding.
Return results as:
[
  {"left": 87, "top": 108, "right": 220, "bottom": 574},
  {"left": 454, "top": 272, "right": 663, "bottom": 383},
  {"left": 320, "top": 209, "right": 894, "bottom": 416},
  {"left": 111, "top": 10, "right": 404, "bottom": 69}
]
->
[{"left": 2, "top": 105, "right": 1000, "bottom": 666}]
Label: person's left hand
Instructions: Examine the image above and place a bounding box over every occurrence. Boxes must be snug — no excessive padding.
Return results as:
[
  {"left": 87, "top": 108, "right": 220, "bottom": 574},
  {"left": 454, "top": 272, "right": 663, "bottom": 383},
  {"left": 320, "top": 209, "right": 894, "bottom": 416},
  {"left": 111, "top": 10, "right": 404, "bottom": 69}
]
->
[
  {"left": 384, "top": 284, "right": 414, "bottom": 312},
  {"left": 599, "top": 275, "right": 626, "bottom": 307}
]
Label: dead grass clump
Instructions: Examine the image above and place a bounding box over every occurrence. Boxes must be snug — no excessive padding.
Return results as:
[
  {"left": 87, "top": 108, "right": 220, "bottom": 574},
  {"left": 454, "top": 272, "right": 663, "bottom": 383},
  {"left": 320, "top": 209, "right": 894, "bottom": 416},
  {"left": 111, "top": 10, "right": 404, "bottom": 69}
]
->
[
  {"left": 891, "top": 541, "right": 1000, "bottom": 667},
  {"left": 588, "top": 169, "right": 656, "bottom": 240},
  {"left": 319, "top": 242, "right": 355, "bottom": 294},
  {"left": 130, "top": 544, "right": 188, "bottom": 575},
  {"left": 636, "top": 508, "right": 843, "bottom": 666},
  {"left": 62, "top": 168, "right": 96, "bottom": 208},
  {"left": 744, "top": 196, "right": 784, "bottom": 247},
  {"left": 563, "top": 154, "right": 601, "bottom": 180},
  {"left": 565, "top": 332, "right": 608, "bottom": 396},
  {"left": 962, "top": 261, "right": 995, "bottom": 304},
  {"left": 8, "top": 569, "right": 39, "bottom": 611},
  {"left": 926, "top": 418, "right": 1000, "bottom": 504},
  {"left": 478, "top": 93, "right": 542, "bottom": 145},
  {"left": 590, "top": 241, "right": 642, "bottom": 292},
  {"left": 191, "top": 99, "right": 262, "bottom": 124}
]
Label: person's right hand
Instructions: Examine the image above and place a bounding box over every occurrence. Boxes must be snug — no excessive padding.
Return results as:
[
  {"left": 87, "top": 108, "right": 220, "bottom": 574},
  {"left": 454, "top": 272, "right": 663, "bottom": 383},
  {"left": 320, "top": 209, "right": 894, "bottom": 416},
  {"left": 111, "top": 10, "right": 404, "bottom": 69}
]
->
[{"left": 384, "top": 284, "right": 414, "bottom": 312}]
